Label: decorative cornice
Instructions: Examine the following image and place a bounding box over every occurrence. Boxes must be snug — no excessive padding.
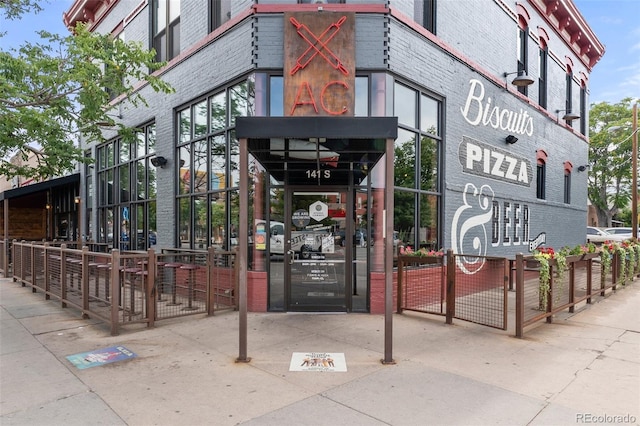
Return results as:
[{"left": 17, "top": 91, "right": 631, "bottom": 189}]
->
[{"left": 527, "top": 0, "right": 605, "bottom": 70}]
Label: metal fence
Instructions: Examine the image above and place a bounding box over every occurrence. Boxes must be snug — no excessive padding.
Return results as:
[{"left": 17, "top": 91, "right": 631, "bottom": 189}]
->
[
  {"left": 514, "top": 251, "right": 638, "bottom": 337},
  {"left": 397, "top": 251, "right": 508, "bottom": 330},
  {"left": 9, "top": 241, "right": 237, "bottom": 335},
  {"left": 398, "top": 249, "right": 638, "bottom": 336}
]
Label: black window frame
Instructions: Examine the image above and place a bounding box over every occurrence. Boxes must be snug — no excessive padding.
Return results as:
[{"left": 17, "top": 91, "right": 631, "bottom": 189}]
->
[
  {"left": 536, "top": 162, "right": 546, "bottom": 200},
  {"left": 517, "top": 26, "right": 528, "bottom": 96},
  {"left": 538, "top": 45, "right": 548, "bottom": 109},
  {"left": 152, "top": 0, "right": 180, "bottom": 63},
  {"left": 423, "top": 0, "right": 436, "bottom": 34}
]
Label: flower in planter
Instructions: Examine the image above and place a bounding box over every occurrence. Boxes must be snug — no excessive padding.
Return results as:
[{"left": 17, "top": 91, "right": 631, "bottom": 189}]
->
[
  {"left": 400, "top": 245, "right": 444, "bottom": 257},
  {"left": 532, "top": 246, "right": 569, "bottom": 309}
]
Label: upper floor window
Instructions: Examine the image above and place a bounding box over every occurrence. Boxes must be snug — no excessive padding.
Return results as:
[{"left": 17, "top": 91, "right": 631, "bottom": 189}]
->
[
  {"left": 538, "top": 43, "right": 548, "bottom": 109},
  {"left": 579, "top": 83, "right": 586, "bottom": 135},
  {"left": 565, "top": 66, "right": 574, "bottom": 126},
  {"left": 152, "top": 0, "right": 180, "bottom": 62},
  {"left": 516, "top": 25, "right": 528, "bottom": 96},
  {"left": 564, "top": 171, "right": 571, "bottom": 204},
  {"left": 412, "top": 1, "right": 436, "bottom": 33},
  {"left": 210, "top": 0, "right": 231, "bottom": 32},
  {"left": 105, "top": 31, "right": 125, "bottom": 101},
  {"left": 536, "top": 150, "right": 547, "bottom": 200},
  {"left": 422, "top": 0, "right": 436, "bottom": 33}
]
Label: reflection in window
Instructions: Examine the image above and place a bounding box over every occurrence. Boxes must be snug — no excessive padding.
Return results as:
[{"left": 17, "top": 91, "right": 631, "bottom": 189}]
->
[
  {"left": 193, "top": 139, "right": 208, "bottom": 193},
  {"left": 178, "top": 197, "right": 191, "bottom": 248},
  {"left": 96, "top": 122, "right": 157, "bottom": 250},
  {"left": 394, "top": 82, "right": 416, "bottom": 127},
  {"left": 176, "top": 79, "right": 253, "bottom": 250},
  {"left": 179, "top": 145, "right": 191, "bottom": 195},
  {"left": 393, "top": 81, "right": 442, "bottom": 251},
  {"left": 211, "top": 91, "right": 226, "bottom": 131},
  {"left": 210, "top": 135, "right": 226, "bottom": 190},
  {"left": 269, "top": 76, "right": 283, "bottom": 116},
  {"left": 179, "top": 108, "right": 191, "bottom": 143},
  {"left": 394, "top": 128, "right": 416, "bottom": 188},
  {"left": 194, "top": 100, "right": 208, "bottom": 138},
  {"left": 420, "top": 136, "right": 438, "bottom": 191},
  {"left": 420, "top": 94, "right": 439, "bottom": 135},
  {"left": 355, "top": 76, "right": 369, "bottom": 117}
]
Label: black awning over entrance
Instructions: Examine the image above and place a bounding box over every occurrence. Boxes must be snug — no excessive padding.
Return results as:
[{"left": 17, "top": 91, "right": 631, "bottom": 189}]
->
[{"left": 236, "top": 117, "right": 397, "bottom": 186}]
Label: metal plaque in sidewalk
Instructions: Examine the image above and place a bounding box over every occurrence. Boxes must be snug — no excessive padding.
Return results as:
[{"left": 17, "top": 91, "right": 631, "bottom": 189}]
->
[
  {"left": 66, "top": 345, "right": 137, "bottom": 369},
  {"left": 289, "top": 352, "right": 347, "bottom": 372}
]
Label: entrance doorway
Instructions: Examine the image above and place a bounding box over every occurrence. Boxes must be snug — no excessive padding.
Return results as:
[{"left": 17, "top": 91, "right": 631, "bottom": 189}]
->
[
  {"left": 286, "top": 190, "right": 347, "bottom": 311},
  {"left": 237, "top": 116, "right": 397, "bottom": 313},
  {"left": 267, "top": 187, "right": 371, "bottom": 312}
]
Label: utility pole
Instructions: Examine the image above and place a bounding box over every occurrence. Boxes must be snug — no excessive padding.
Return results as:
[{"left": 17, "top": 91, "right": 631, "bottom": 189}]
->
[{"left": 632, "top": 102, "right": 638, "bottom": 241}]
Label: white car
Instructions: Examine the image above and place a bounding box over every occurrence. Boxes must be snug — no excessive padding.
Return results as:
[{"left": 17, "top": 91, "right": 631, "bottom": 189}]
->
[
  {"left": 604, "top": 227, "right": 637, "bottom": 240},
  {"left": 586, "top": 226, "right": 628, "bottom": 244}
]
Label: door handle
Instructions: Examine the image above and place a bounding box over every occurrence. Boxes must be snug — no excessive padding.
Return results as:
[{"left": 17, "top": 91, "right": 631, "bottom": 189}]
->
[{"left": 287, "top": 250, "right": 295, "bottom": 265}]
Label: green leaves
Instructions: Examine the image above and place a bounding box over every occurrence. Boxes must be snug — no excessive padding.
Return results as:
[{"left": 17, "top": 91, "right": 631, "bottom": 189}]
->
[{"left": 1, "top": 10, "right": 174, "bottom": 180}]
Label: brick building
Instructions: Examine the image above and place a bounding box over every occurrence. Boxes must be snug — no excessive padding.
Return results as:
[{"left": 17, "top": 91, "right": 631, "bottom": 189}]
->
[{"left": 62, "top": 0, "right": 604, "bottom": 313}]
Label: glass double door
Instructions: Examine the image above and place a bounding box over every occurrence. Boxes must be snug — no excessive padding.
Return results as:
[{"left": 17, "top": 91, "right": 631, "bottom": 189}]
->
[{"left": 268, "top": 188, "right": 370, "bottom": 312}]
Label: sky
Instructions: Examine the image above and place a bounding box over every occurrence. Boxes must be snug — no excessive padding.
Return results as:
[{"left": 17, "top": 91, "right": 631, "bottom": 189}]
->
[{"left": 0, "top": 0, "right": 638, "bottom": 105}]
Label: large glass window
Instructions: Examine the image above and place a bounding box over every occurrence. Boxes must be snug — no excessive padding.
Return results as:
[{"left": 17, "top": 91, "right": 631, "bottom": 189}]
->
[
  {"left": 96, "top": 123, "right": 157, "bottom": 250},
  {"left": 176, "top": 78, "right": 254, "bottom": 250},
  {"left": 152, "top": 0, "right": 180, "bottom": 62},
  {"left": 393, "top": 81, "right": 441, "bottom": 251}
]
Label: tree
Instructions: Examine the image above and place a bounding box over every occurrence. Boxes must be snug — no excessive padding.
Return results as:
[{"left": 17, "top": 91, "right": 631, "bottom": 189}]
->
[
  {"left": 587, "top": 98, "right": 636, "bottom": 227},
  {"left": 0, "top": 3, "right": 174, "bottom": 180}
]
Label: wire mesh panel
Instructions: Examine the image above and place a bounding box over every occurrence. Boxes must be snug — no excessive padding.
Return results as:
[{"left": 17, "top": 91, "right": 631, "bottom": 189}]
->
[
  {"left": 46, "top": 247, "right": 63, "bottom": 299},
  {"left": 453, "top": 255, "right": 507, "bottom": 330},
  {"left": 23, "top": 245, "right": 33, "bottom": 285},
  {"left": 156, "top": 250, "right": 208, "bottom": 320},
  {"left": 116, "top": 252, "right": 153, "bottom": 324},
  {"left": 32, "top": 246, "right": 45, "bottom": 291},
  {"left": 210, "top": 250, "right": 237, "bottom": 311},
  {"left": 11, "top": 243, "right": 23, "bottom": 283},
  {"left": 397, "top": 256, "right": 446, "bottom": 315}
]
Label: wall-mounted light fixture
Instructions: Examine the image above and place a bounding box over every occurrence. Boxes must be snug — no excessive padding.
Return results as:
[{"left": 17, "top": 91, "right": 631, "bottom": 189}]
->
[
  {"left": 74, "top": 196, "right": 81, "bottom": 204},
  {"left": 577, "top": 165, "right": 589, "bottom": 172},
  {"left": 151, "top": 156, "right": 168, "bottom": 168},
  {"left": 503, "top": 70, "right": 534, "bottom": 87},
  {"left": 556, "top": 109, "right": 580, "bottom": 122},
  {"left": 505, "top": 135, "right": 518, "bottom": 144}
]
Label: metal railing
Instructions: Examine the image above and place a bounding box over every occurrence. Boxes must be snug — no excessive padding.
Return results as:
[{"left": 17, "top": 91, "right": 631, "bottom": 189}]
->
[
  {"left": 398, "top": 250, "right": 638, "bottom": 337},
  {"left": 9, "top": 240, "right": 238, "bottom": 335},
  {"left": 514, "top": 251, "right": 638, "bottom": 337},
  {"left": 397, "top": 250, "right": 508, "bottom": 330}
]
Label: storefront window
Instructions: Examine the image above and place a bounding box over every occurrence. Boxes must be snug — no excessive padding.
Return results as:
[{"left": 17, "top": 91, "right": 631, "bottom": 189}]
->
[
  {"left": 96, "top": 122, "right": 157, "bottom": 249},
  {"left": 393, "top": 80, "right": 442, "bottom": 251},
  {"left": 175, "top": 78, "right": 254, "bottom": 250}
]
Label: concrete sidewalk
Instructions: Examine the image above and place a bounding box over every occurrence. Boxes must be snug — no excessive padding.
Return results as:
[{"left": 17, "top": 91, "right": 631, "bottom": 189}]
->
[{"left": 1, "top": 277, "right": 639, "bottom": 426}]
